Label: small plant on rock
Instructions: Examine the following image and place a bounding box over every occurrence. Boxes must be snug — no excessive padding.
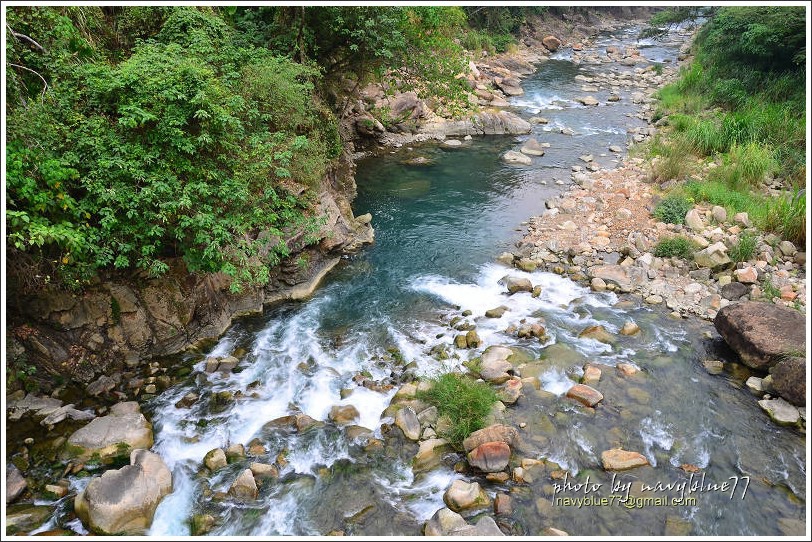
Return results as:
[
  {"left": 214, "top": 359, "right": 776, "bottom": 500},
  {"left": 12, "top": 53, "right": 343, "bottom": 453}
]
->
[
  {"left": 416, "top": 371, "right": 498, "bottom": 449},
  {"left": 653, "top": 194, "right": 693, "bottom": 224},
  {"left": 653, "top": 236, "right": 698, "bottom": 259},
  {"left": 728, "top": 232, "right": 757, "bottom": 263}
]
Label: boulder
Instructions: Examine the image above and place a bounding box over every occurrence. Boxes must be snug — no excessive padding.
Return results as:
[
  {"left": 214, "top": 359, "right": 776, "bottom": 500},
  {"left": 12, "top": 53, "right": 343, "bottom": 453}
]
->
[
  {"left": 479, "top": 346, "right": 515, "bottom": 384},
  {"left": 758, "top": 397, "right": 800, "bottom": 426},
  {"left": 770, "top": 357, "right": 806, "bottom": 406},
  {"left": 714, "top": 302, "right": 806, "bottom": 369},
  {"left": 582, "top": 365, "right": 602, "bottom": 386},
  {"left": 566, "top": 384, "right": 604, "bottom": 407},
  {"left": 589, "top": 264, "right": 645, "bottom": 292},
  {"left": 453, "top": 516, "right": 505, "bottom": 536},
  {"left": 504, "top": 276, "right": 533, "bottom": 294},
  {"left": 601, "top": 448, "right": 650, "bottom": 471},
  {"left": 685, "top": 209, "right": 704, "bottom": 232},
  {"left": 6, "top": 463, "right": 27, "bottom": 503},
  {"left": 485, "top": 306, "right": 509, "bottom": 318},
  {"left": 578, "top": 325, "right": 616, "bottom": 345},
  {"left": 203, "top": 448, "right": 227, "bottom": 471},
  {"left": 424, "top": 507, "right": 469, "bottom": 536},
  {"left": 542, "top": 35, "right": 562, "bottom": 51},
  {"left": 443, "top": 480, "right": 491, "bottom": 513},
  {"left": 734, "top": 267, "right": 758, "bottom": 284},
  {"left": 498, "top": 378, "right": 523, "bottom": 404},
  {"left": 467, "top": 441, "right": 511, "bottom": 472},
  {"left": 329, "top": 405, "right": 360, "bottom": 425},
  {"left": 694, "top": 242, "right": 732, "bottom": 270},
  {"left": 395, "top": 407, "right": 421, "bottom": 441},
  {"left": 462, "top": 424, "right": 519, "bottom": 452},
  {"left": 249, "top": 462, "right": 279, "bottom": 480},
  {"left": 391, "top": 91, "right": 425, "bottom": 120},
  {"left": 466, "top": 330, "right": 481, "bottom": 348},
  {"left": 228, "top": 469, "right": 258, "bottom": 500},
  {"left": 778, "top": 240, "right": 797, "bottom": 257},
  {"left": 576, "top": 96, "right": 599, "bottom": 106},
  {"left": 502, "top": 151, "right": 532, "bottom": 165},
  {"left": 66, "top": 402, "right": 152, "bottom": 460},
  {"left": 413, "top": 438, "right": 452, "bottom": 472},
  {"left": 720, "top": 282, "right": 749, "bottom": 300},
  {"left": 711, "top": 206, "right": 727, "bottom": 223},
  {"left": 6, "top": 504, "right": 52, "bottom": 533},
  {"left": 74, "top": 449, "right": 172, "bottom": 535},
  {"left": 520, "top": 138, "right": 546, "bottom": 156}
]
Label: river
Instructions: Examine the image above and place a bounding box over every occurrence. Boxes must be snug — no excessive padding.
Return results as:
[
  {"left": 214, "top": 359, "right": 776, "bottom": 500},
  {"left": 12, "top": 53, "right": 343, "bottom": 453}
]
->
[{"left": 38, "top": 23, "right": 806, "bottom": 537}]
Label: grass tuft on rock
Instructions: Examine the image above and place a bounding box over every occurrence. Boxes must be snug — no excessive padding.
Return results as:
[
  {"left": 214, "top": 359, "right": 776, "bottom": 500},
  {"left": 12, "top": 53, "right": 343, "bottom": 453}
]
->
[
  {"left": 653, "top": 236, "right": 698, "bottom": 259},
  {"left": 417, "top": 372, "right": 498, "bottom": 449}
]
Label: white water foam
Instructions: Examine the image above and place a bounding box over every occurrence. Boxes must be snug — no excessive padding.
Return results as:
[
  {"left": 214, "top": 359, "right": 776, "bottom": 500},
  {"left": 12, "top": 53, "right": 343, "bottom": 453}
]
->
[{"left": 640, "top": 414, "right": 675, "bottom": 467}]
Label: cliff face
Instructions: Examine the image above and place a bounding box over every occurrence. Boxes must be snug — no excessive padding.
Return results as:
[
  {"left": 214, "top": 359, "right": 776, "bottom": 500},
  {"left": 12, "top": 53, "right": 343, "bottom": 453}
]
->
[{"left": 6, "top": 152, "right": 374, "bottom": 388}]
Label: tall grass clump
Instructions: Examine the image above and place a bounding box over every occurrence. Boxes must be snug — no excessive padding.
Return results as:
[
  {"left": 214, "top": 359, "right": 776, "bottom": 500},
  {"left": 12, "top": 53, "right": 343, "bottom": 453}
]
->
[
  {"left": 710, "top": 142, "right": 777, "bottom": 189},
  {"left": 417, "top": 372, "right": 499, "bottom": 449},
  {"left": 728, "top": 231, "right": 758, "bottom": 263},
  {"left": 648, "top": 134, "right": 695, "bottom": 183}
]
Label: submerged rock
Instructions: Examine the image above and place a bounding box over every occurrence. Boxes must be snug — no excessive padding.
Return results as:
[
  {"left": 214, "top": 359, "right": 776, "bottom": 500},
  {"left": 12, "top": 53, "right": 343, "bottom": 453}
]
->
[
  {"left": 485, "top": 306, "right": 509, "bottom": 318},
  {"left": 6, "top": 504, "right": 52, "bottom": 534},
  {"left": 74, "top": 449, "right": 172, "bottom": 535},
  {"left": 578, "top": 325, "right": 616, "bottom": 345},
  {"left": 502, "top": 151, "right": 532, "bottom": 165},
  {"left": 601, "top": 448, "right": 649, "bottom": 471}
]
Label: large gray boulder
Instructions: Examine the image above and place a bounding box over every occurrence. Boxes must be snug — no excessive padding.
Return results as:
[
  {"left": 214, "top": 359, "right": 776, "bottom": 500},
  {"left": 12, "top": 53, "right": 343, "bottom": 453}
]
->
[
  {"left": 74, "top": 449, "right": 172, "bottom": 535},
  {"left": 714, "top": 303, "right": 806, "bottom": 370},
  {"left": 65, "top": 402, "right": 153, "bottom": 460}
]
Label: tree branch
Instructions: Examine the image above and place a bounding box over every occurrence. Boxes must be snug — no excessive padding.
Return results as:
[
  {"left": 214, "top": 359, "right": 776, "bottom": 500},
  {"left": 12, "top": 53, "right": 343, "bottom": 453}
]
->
[
  {"left": 6, "top": 24, "right": 46, "bottom": 52},
  {"left": 9, "top": 63, "right": 49, "bottom": 99}
]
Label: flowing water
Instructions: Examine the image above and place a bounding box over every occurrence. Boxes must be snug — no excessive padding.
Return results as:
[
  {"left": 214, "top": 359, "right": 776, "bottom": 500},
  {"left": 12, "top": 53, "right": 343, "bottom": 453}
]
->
[{"left": 40, "top": 24, "right": 805, "bottom": 537}]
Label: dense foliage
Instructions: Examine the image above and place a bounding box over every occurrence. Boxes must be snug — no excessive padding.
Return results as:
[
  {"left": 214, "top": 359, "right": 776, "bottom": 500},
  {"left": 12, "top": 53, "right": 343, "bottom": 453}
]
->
[
  {"left": 6, "top": 6, "right": 337, "bottom": 291},
  {"left": 8, "top": 6, "right": 540, "bottom": 292},
  {"left": 647, "top": 6, "right": 806, "bottom": 244}
]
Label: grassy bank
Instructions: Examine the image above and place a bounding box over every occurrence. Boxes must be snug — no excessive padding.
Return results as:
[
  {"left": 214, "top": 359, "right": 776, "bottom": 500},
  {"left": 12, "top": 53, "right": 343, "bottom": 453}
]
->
[{"left": 643, "top": 6, "right": 806, "bottom": 245}]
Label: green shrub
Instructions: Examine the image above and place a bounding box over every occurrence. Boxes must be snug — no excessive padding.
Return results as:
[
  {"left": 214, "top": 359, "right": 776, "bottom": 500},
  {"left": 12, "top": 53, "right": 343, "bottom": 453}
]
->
[
  {"left": 417, "top": 372, "right": 499, "bottom": 449},
  {"left": 653, "top": 194, "right": 693, "bottom": 225},
  {"left": 728, "top": 232, "right": 757, "bottom": 263},
  {"left": 653, "top": 236, "right": 698, "bottom": 259}
]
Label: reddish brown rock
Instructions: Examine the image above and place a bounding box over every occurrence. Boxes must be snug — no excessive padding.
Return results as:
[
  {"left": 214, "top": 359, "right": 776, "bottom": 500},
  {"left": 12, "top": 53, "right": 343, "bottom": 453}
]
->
[
  {"left": 462, "top": 424, "right": 519, "bottom": 453},
  {"left": 467, "top": 442, "right": 511, "bottom": 472},
  {"left": 566, "top": 384, "right": 604, "bottom": 407}
]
